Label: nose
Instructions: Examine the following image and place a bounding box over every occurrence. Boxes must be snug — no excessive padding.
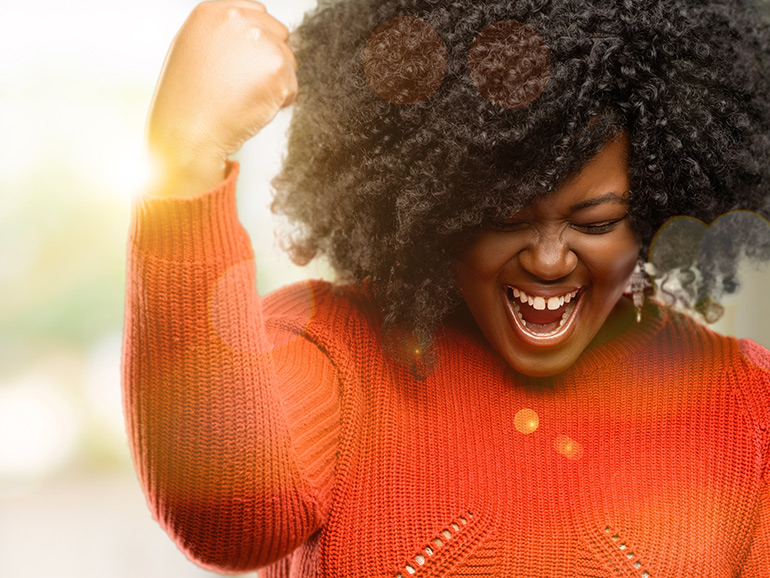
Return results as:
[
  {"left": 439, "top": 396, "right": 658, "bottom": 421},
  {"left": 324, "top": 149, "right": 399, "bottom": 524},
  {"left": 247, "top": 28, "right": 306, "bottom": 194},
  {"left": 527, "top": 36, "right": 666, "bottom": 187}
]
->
[{"left": 518, "top": 230, "right": 578, "bottom": 281}]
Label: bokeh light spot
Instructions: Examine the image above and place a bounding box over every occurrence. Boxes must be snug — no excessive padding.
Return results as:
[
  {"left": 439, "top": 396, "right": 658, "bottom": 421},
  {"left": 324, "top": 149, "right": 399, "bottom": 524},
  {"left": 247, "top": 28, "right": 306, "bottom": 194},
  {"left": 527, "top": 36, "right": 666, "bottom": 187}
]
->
[
  {"left": 364, "top": 16, "right": 446, "bottom": 105},
  {"left": 468, "top": 20, "right": 550, "bottom": 109},
  {"left": 209, "top": 260, "right": 260, "bottom": 352},
  {"left": 649, "top": 210, "right": 770, "bottom": 315},
  {"left": 514, "top": 408, "right": 540, "bottom": 434},
  {"left": 209, "top": 264, "right": 316, "bottom": 355},
  {"left": 554, "top": 434, "right": 583, "bottom": 460}
]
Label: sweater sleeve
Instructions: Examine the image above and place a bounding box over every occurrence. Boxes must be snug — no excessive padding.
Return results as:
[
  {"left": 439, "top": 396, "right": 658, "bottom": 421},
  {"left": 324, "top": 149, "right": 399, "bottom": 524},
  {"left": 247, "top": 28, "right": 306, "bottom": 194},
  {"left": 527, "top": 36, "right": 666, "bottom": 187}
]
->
[
  {"left": 741, "top": 481, "right": 770, "bottom": 578},
  {"left": 738, "top": 339, "right": 770, "bottom": 577},
  {"left": 122, "top": 162, "right": 340, "bottom": 573}
]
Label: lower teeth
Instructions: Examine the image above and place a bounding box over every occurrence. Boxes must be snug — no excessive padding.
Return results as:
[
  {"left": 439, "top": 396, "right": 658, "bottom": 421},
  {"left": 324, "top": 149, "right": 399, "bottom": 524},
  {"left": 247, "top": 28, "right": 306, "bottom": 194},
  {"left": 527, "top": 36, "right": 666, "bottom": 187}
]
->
[{"left": 512, "top": 299, "right": 577, "bottom": 336}]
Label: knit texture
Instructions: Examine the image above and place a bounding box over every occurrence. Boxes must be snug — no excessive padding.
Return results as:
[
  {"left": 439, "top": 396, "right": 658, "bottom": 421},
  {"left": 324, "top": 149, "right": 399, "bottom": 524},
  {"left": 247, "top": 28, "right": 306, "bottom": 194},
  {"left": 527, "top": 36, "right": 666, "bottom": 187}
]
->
[{"left": 123, "top": 163, "right": 770, "bottom": 577}]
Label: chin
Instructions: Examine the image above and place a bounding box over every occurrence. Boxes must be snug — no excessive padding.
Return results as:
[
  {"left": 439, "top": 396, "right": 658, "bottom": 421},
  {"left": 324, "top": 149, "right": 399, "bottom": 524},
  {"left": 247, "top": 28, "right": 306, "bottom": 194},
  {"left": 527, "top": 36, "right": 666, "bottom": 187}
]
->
[{"left": 502, "top": 347, "right": 583, "bottom": 378}]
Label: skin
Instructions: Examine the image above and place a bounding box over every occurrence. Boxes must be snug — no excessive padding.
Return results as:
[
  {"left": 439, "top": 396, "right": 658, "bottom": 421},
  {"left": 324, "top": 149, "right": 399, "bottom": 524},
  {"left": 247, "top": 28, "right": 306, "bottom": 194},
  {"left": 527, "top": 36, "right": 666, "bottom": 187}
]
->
[
  {"left": 151, "top": 2, "right": 638, "bottom": 378},
  {"left": 455, "top": 132, "right": 640, "bottom": 377},
  {"left": 145, "top": 0, "right": 297, "bottom": 198}
]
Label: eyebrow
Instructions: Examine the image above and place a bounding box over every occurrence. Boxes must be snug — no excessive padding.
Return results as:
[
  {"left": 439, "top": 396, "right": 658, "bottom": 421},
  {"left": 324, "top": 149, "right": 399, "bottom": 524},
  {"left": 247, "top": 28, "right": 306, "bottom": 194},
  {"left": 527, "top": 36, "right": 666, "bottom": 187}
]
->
[{"left": 569, "top": 191, "right": 629, "bottom": 212}]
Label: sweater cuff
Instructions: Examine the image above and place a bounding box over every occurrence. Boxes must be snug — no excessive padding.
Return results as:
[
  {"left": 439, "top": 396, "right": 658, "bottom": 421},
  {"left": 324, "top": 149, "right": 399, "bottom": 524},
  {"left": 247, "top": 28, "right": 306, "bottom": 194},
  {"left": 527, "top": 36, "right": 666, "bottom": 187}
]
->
[{"left": 129, "top": 161, "right": 253, "bottom": 263}]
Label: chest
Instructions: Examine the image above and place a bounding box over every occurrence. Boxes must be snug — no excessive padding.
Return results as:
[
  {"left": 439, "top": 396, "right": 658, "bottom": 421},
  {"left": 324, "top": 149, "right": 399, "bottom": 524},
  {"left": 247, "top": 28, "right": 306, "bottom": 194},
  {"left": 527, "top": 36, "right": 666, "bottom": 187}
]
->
[{"left": 320, "top": 354, "right": 762, "bottom": 577}]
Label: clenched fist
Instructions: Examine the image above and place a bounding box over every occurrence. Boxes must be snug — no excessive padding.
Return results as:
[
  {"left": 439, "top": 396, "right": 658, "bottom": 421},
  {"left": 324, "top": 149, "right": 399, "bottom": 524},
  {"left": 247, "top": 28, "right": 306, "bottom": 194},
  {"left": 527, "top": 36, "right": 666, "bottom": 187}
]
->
[{"left": 146, "top": 0, "right": 298, "bottom": 197}]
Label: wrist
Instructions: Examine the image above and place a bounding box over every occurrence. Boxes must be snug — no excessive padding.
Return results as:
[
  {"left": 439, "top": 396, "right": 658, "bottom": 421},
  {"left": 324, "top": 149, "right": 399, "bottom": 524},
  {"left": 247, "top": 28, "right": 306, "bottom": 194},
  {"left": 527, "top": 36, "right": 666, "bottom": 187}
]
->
[{"left": 145, "top": 141, "right": 228, "bottom": 199}]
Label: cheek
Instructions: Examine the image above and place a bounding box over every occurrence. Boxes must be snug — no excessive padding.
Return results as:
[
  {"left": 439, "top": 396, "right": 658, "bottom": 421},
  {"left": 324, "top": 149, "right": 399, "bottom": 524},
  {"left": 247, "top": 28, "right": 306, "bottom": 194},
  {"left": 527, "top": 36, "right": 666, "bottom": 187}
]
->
[
  {"left": 455, "top": 236, "right": 512, "bottom": 287},
  {"left": 592, "top": 236, "right": 639, "bottom": 289}
]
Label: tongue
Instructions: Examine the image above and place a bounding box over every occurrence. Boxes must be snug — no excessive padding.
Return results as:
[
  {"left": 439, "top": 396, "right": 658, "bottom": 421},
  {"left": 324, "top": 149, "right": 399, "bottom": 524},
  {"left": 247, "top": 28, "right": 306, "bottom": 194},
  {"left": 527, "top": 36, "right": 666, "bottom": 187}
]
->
[{"left": 517, "top": 299, "right": 566, "bottom": 325}]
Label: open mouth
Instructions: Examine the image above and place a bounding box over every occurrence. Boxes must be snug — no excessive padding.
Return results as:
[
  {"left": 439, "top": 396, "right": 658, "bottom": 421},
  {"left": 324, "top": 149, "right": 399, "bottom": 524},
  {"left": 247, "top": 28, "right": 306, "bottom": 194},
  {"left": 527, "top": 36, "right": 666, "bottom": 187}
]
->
[{"left": 504, "top": 286, "right": 581, "bottom": 338}]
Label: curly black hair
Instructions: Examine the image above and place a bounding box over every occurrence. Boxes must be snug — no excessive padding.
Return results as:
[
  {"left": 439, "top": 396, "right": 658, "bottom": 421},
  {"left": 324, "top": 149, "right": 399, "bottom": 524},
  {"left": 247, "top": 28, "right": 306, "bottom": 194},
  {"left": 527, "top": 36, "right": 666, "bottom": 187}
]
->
[{"left": 272, "top": 0, "right": 770, "bottom": 349}]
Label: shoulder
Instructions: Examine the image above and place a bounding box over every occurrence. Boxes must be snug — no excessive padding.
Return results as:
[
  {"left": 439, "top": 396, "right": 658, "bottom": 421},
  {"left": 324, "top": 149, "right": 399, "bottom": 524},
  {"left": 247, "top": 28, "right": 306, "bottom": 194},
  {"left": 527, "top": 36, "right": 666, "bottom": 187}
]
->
[
  {"left": 735, "top": 338, "right": 770, "bottom": 432},
  {"left": 262, "top": 279, "right": 335, "bottom": 319},
  {"left": 735, "top": 338, "right": 770, "bottom": 480},
  {"left": 738, "top": 338, "right": 770, "bottom": 375},
  {"left": 650, "top": 304, "right": 769, "bottom": 392},
  {"left": 263, "top": 278, "right": 379, "bottom": 319},
  {"left": 661, "top": 309, "right": 770, "bottom": 464},
  {"left": 651, "top": 304, "right": 740, "bottom": 362},
  {"left": 662, "top": 305, "right": 770, "bottom": 367},
  {"left": 261, "top": 278, "right": 384, "bottom": 346}
]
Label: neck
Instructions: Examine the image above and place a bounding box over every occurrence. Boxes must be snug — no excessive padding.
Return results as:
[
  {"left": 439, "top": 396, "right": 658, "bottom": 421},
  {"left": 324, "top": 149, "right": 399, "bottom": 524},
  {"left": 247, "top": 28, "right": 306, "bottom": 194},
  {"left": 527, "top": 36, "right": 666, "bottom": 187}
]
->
[{"left": 588, "top": 295, "right": 637, "bottom": 350}]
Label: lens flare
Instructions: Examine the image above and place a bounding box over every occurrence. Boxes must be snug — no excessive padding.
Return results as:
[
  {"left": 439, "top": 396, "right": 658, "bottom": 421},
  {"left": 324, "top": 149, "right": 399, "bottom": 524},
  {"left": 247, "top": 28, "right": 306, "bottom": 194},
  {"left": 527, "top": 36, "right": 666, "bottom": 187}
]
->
[
  {"left": 554, "top": 434, "right": 583, "bottom": 460},
  {"left": 209, "top": 262, "right": 316, "bottom": 355},
  {"left": 364, "top": 16, "right": 446, "bottom": 105},
  {"left": 514, "top": 408, "right": 540, "bottom": 434},
  {"left": 468, "top": 20, "right": 550, "bottom": 109}
]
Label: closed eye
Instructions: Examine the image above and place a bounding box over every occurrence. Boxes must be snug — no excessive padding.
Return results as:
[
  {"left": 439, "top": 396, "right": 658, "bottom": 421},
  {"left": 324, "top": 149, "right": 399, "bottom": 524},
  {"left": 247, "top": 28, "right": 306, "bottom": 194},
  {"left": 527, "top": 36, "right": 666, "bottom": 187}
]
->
[{"left": 570, "top": 216, "right": 627, "bottom": 235}]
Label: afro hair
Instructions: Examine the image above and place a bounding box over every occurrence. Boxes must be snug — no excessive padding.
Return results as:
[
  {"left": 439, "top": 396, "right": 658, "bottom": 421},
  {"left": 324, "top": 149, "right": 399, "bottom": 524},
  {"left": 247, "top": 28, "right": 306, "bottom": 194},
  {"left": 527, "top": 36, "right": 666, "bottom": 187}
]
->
[{"left": 272, "top": 0, "right": 770, "bottom": 349}]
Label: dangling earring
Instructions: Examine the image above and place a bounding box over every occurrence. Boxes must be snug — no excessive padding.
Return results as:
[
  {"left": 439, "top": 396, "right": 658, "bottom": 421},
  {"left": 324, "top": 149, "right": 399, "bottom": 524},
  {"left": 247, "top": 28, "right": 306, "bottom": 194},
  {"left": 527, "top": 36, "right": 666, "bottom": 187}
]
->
[{"left": 627, "top": 258, "right": 653, "bottom": 323}]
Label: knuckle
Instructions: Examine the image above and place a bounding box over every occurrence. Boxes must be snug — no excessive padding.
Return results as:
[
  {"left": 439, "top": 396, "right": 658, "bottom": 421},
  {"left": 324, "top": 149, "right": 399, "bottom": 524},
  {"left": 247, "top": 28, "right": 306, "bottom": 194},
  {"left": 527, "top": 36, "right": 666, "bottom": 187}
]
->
[
  {"left": 251, "top": 27, "right": 282, "bottom": 56},
  {"left": 194, "top": 1, "right": 217, "bottom": 13},
  {"left": 224, "top": 5, "right": 244, "bottom": 22},
  {"left": 195, "top": 2, "right": 245, "bottom": 22},
  {"left": 250, "top": 26, "right": 265, "bottom": 42},
  {"left": 193, "top": 1, "right": 227, "bottom": 21}
]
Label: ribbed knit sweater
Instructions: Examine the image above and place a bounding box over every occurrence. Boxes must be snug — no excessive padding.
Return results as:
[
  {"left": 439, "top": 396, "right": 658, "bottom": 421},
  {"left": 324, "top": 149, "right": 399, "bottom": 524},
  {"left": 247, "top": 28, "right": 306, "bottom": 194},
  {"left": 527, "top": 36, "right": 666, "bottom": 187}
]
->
[{"left": 123, "top": 163, "right": 770, "bottom": 577}]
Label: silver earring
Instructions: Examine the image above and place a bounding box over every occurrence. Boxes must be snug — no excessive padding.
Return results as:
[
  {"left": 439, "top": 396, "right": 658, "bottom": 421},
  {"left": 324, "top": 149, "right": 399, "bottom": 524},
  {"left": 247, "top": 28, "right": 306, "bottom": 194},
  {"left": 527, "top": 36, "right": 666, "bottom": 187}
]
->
[{"left": 627, "top": 258, "right": 653, "bottom": 323}]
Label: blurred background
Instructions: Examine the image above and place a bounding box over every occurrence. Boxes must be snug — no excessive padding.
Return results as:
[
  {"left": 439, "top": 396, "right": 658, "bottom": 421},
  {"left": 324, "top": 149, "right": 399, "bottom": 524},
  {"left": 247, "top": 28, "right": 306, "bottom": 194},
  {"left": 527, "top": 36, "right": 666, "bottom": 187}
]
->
[
  {"left": 0, "top": 0, "right": 320, "bottom": 576},
  {"left": 0, "top": 1, "right": 768, "bottom": 577}
]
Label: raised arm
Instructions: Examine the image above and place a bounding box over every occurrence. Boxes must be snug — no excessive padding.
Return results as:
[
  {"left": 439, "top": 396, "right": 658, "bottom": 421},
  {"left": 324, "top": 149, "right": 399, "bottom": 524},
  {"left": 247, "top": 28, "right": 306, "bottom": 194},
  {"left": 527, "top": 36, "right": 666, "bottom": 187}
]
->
[
  {"left": 145, "top": 0, "right": 297, "bottom": 199},
  {"left": 123, "top": 2, "right": 339, "bottom": 572}
]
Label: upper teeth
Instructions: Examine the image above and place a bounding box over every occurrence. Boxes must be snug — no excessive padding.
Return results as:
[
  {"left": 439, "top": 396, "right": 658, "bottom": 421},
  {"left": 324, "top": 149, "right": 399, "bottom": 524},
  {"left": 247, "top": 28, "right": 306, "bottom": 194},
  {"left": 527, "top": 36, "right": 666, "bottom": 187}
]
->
[{"left": 511, "top": 287, "right": 578, "bottom": 310}]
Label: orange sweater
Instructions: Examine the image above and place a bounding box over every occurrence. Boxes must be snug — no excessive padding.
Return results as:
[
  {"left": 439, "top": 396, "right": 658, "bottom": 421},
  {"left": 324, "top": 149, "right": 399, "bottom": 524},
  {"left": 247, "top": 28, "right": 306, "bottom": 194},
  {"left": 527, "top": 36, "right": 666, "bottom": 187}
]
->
[{"left": 124, "top": 163, "right": 770, "bottom": 577}]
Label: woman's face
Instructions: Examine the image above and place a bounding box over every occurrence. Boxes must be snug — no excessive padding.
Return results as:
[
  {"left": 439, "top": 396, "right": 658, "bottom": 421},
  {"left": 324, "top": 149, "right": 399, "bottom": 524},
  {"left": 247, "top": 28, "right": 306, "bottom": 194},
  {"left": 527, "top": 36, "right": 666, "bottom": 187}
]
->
[{"left": 455, "top": 132, "right": 640, "bottom": 376}]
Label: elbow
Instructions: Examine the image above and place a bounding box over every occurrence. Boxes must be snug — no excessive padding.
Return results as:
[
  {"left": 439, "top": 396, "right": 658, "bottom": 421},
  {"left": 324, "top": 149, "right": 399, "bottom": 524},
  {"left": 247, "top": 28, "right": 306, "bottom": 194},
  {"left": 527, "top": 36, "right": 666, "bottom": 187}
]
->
[{"left": 154, "top": 492, "right": 322, "bottom": 573}]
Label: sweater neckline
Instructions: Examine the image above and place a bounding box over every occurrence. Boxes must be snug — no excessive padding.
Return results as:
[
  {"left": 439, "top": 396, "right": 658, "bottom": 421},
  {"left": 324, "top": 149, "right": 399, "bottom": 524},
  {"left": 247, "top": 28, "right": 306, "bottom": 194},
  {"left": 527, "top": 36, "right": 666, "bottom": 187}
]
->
[{"left": 558, "top": 299, "right": 667, "bottom": 377}]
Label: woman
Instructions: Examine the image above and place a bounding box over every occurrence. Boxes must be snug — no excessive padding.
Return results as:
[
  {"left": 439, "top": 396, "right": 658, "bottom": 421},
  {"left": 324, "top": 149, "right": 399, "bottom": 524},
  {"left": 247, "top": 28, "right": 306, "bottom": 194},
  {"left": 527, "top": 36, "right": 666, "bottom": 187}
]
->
[{"left": 125, "top": 0, "right": 770, "bottom": 575}]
